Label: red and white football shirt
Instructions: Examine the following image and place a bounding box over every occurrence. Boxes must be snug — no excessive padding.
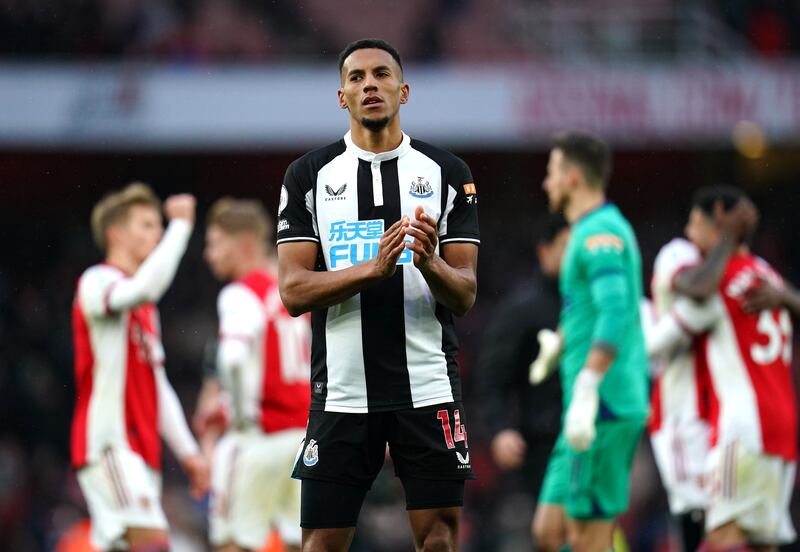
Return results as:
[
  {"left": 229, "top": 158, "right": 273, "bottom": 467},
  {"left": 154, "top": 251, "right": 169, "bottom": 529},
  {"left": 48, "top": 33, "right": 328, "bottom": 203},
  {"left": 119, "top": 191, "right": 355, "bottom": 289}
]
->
[
  {"left": 217, "top": 269, "right": 310, "bottom": 432},
  {"left": 674, "top": 253, "right": 797, "bottom": 461},
  {"left": 71, "top": 264, "right": 165, "bottom": 470},
  {"left": 648, "top": 238, "right": 708, "bottom": 434},
  {"left": 646, "top": 238, "right": 712, "bottom": 513}
]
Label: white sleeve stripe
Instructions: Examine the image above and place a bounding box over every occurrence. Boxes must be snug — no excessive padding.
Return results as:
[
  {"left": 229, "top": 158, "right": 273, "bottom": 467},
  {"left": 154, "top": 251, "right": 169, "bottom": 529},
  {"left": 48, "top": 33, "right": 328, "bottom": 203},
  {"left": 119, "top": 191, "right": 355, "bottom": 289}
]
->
[
  {"left": 438, "top": 184, "right": 458, "bottom": 238},
  {"left": 277, "top": 236, "right": 320, "bottom": 244},
  {"left": 440, "top": 237, "right": 481, "bottom": 244}
]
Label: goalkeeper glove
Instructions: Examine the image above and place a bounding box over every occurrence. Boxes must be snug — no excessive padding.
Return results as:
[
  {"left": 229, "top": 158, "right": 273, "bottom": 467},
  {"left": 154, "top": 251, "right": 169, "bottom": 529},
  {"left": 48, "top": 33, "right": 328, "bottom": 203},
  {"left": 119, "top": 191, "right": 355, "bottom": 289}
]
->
[
  {"left": 565, "top": 367, "right": 602, "bottom": 451},
  {"left": 529, "top": 329, "right": 562, "bottom": 385}
]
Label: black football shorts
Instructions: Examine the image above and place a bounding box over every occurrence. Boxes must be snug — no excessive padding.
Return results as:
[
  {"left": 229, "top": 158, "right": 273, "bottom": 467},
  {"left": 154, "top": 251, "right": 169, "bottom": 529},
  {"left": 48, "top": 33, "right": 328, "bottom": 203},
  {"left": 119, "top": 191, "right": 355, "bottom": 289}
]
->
[{"left": 292, "top": 402, "right": 475, "bottom": 527}]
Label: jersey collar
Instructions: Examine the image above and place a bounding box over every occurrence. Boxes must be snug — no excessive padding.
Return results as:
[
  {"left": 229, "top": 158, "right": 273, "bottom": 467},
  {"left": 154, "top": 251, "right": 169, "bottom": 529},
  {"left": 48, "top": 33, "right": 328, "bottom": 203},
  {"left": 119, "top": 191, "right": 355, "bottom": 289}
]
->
[
  {"left": 344, "top": 130, "right": 411, "bottom": 163},
  {"left": 573, "top": 201, "right": 613, "bottom": 225}
]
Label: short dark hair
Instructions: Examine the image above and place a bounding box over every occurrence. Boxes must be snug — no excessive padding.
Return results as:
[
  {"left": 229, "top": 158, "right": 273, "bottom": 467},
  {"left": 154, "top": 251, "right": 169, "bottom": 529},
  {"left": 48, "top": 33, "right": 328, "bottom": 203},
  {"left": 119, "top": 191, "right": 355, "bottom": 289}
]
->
[
  {"left": 691, "top": 185, "right": 745, "bottom": 218},
  {"left": 553, "top": 131, "right": 612, "bottom": 188},
  {"left": 338, "top": 38, "right": 403, "bottom": 76},
  {"left": 533, "top": 212, "right": 569, "bottom": 246}
]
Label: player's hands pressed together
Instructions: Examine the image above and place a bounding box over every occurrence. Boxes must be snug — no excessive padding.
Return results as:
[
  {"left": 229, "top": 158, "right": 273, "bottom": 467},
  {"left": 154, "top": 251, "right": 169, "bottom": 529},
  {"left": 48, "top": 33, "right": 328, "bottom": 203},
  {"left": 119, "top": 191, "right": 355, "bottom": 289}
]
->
[
  {"left": 181, "top": 453, "right": 210, "bottom": 498},
  {"left": 373, "top": 216, "right": 410, "bottom": 279},
  {"left": 405, "top": 206, "right": 438, "bottom": 270},
  {"left": 164, "top": 194, "right": 197, "bottom": 225},
  {"left": 491, "top": 429, "right": 527, "bottom": 471},
  {"left": 565, "top": 368, "right": 602, "bottom": 451}
]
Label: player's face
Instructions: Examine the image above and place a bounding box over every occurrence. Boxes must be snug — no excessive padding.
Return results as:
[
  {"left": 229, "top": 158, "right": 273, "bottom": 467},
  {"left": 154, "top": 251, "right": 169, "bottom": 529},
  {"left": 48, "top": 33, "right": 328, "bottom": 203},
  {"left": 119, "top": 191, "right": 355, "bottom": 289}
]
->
[
  {"left": 543, "top": 149, "right": 572, "bottom": 213},
  {"left": 118, "top": 205, "right": 164, "bottom": 264},
  {"left": 338, "top": 48, "right": 409, "bottom": 132},
  {"left": 204, "top": 225, "right": 240, "bottom": 281},
  {"left": 685, "top": 207, "right": 720, "bottom": 254}
]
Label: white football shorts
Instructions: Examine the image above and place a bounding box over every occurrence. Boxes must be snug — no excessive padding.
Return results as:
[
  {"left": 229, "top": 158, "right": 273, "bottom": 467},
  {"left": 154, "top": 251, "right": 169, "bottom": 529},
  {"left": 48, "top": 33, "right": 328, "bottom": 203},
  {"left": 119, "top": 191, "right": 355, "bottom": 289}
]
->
[
  {"left": 210, "top": 427, "right": 305, "bottom": 549},
  {"left": 650, "top": 418, "right": 710, "bottom": 514},
  {"left": 706, "top": 441, "right": 796, "bottom": 546},
  {"left": 77, "top": 446, "right": 167, "bottom": 550}
]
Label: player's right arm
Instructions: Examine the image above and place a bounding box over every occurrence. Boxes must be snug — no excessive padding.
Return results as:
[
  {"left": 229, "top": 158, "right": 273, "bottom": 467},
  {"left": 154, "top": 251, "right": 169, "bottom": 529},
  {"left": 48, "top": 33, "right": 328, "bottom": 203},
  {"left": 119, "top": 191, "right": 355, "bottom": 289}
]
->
[
  {"left": 279, "top": 220, "right": 409, "bottom": 316},
  {"left": 81, "top": 195, "right": 195, "bottom": 316}
]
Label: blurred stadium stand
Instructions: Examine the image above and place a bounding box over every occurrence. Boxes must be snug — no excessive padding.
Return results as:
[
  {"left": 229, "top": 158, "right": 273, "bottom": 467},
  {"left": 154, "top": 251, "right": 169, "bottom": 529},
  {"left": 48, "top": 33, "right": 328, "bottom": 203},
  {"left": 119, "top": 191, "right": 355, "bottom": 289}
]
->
[{"left": 1, "top": 1, "right": 799, "bottom": 551}]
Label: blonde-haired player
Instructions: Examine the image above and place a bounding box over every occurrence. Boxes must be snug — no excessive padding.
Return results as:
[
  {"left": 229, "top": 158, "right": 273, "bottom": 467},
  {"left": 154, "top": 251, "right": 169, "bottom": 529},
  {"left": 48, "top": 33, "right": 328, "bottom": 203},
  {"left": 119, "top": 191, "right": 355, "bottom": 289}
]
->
[
  {"left": 195, "top": 198, "right": 310, "bottom": 552},
  {"left": 71, "top": 183, "right": 209, "bottom": 551}
]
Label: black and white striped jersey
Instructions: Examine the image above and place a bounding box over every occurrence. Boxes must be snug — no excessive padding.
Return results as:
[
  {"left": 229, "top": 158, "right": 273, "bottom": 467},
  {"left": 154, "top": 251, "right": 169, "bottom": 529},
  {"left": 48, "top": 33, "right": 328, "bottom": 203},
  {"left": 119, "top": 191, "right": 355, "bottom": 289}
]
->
[{"left": 276, "top": 131, "right": 480, "bottom": 413}]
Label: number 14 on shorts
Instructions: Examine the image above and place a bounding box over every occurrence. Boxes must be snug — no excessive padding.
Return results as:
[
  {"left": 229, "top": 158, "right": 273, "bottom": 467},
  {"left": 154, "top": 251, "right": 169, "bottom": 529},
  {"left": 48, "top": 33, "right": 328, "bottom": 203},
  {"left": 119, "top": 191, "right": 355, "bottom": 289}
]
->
[{"left": 437, "top": 409, "right": 468, "bottom": 449}]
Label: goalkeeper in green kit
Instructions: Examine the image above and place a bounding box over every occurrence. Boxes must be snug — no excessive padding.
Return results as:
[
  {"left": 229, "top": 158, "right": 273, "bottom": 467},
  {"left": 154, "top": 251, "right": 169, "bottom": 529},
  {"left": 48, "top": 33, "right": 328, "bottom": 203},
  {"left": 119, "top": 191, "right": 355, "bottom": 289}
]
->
[{"left": 529, "top": 132, "right": 648, "bottom": 552}]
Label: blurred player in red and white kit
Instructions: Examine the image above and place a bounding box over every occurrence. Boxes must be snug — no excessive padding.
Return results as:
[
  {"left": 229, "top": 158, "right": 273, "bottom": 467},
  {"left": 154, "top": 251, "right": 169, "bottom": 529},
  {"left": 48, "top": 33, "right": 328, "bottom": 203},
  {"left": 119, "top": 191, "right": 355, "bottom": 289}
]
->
[
  {"left": 71, "top": 183, "right": 209, "bottom": 552},
  {"left": 642, "top": 236, "right": 710, "bottom": 552},
  {"left": 195, "top": 198, "right": 310, "bottom": 552},
  {"left": 648, "top": 186, "right": 796, "bottom": 552},
  {"left": 641, "top": 200, "right": 756, "bottom": 552}
]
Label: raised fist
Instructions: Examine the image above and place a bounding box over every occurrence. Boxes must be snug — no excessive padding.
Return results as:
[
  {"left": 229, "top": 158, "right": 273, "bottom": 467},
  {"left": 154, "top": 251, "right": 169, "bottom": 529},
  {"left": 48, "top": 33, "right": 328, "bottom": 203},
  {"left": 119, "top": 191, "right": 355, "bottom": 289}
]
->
[{"left": 164, "top": 194, "right": 196, "bottom": 225}]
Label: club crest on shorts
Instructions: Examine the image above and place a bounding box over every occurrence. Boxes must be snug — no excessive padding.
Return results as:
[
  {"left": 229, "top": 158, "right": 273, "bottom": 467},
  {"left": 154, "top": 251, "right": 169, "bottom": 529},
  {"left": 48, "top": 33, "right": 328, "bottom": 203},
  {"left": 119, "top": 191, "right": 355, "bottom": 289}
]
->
[
  {"left": 303, "top": 439, "right": 319, "bottom": 466},
  {"left": 409, "top": 177, "right": 433, "bottom": 198}
]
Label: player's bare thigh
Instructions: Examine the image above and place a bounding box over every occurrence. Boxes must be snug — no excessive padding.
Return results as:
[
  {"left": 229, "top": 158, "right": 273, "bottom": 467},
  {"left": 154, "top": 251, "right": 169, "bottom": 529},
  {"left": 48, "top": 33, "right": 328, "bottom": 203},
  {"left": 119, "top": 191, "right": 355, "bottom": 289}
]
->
[
  {"left": 302, "top": 527, "right": 357, "bottom": 552},
  {"left": 703, "top": 521, "right": 776, "bottom": 551},
  {"left": 566, "top": 518, "right": 615, "bottom": 552},
  {"left": 408, "top": 507, "right": 461, "bottom": 552},
  {"left": 124, "top": 527, "right": 170, "bottom": 551},
  {"left": 214, "top": 538, "right": 301, "bottom": 552},
  {"left": 532, "top": 503, "right": 567, "bottom": 552}
]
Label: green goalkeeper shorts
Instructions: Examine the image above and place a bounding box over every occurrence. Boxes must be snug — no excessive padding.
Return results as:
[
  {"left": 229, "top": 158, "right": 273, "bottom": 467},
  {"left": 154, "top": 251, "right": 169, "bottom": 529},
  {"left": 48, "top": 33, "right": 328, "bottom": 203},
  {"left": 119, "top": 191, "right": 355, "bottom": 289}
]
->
[{"left": 538, "top": 418, "right": 643, "bottom": 520}]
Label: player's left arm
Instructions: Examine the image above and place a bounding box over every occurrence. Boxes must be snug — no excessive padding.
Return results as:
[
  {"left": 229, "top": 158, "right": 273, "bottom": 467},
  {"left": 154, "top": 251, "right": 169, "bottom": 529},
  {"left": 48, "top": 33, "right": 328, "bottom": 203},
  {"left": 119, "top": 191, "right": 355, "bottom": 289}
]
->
[
  {"left": 565, "top": 231, "right": 634, "bottom": 450},
  {"left": 405, "top": 206, "right": 477, "bottom": 316},
  {"left": 406, "top": 158, "right": 480, "bottom": 316},
  {"left": 640, "top": 298, "right": 692, "bottom": 360},
  {"left": 584, "top": 236, "right": 635, "bottom": 375},
  {"left": 155, "top": 367, "right": 208, "bottom": 497}
]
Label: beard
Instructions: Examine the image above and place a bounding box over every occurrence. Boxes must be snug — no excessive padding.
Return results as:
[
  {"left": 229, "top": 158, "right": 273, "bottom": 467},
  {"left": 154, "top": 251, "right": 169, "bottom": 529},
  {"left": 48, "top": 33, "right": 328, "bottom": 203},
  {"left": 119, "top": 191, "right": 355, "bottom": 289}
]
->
[
  {"left": 548, "top": 192, "right": 569, "bottom": 214},
  {"left": 361, "top": 115, "right": 391, "bottom": 131}
]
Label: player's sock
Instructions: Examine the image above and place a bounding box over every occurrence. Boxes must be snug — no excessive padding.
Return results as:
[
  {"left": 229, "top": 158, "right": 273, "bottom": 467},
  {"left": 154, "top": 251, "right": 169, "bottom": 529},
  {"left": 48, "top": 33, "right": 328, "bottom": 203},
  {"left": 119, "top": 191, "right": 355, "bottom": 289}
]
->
[
  {"left": 677, "top": 509, "right": 704, "bottom": 552},
  {"left": 612, "top": 526, "right": 630, "bottom": 552}
]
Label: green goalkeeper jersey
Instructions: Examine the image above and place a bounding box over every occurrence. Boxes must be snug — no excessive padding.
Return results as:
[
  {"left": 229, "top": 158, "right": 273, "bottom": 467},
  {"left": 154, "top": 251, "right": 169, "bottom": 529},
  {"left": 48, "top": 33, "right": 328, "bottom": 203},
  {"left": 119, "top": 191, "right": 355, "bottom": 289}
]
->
[{"left": 559, "top": 203, "right": 649, "bottom": 420}]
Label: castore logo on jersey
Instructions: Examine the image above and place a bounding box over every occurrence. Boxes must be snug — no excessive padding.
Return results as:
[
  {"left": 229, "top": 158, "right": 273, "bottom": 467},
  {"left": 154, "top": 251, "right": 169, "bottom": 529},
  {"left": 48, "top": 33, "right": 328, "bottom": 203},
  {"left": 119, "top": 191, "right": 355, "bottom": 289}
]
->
[{"left": 325, "top": 183, "right": 347, "bottom": 201}]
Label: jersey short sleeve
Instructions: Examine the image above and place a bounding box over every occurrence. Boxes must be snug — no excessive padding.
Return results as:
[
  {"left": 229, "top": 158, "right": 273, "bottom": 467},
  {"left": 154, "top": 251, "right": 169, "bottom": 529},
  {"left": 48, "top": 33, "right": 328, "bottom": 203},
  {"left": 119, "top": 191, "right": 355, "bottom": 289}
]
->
[
  {"left": 438, "top": 157, "right": 480, "bottom": 245},
  {"left": 217, "top": 284, "right": 264, "bottom": 343},
  {"left": 276, "top": 159, "right": 319, "bottom": 245},
  {"left": 653, "top": 238, "right": 702, "bottom": 292},
  {"left": 78, "top": 265, "right": 126, "bottom": 318}
]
